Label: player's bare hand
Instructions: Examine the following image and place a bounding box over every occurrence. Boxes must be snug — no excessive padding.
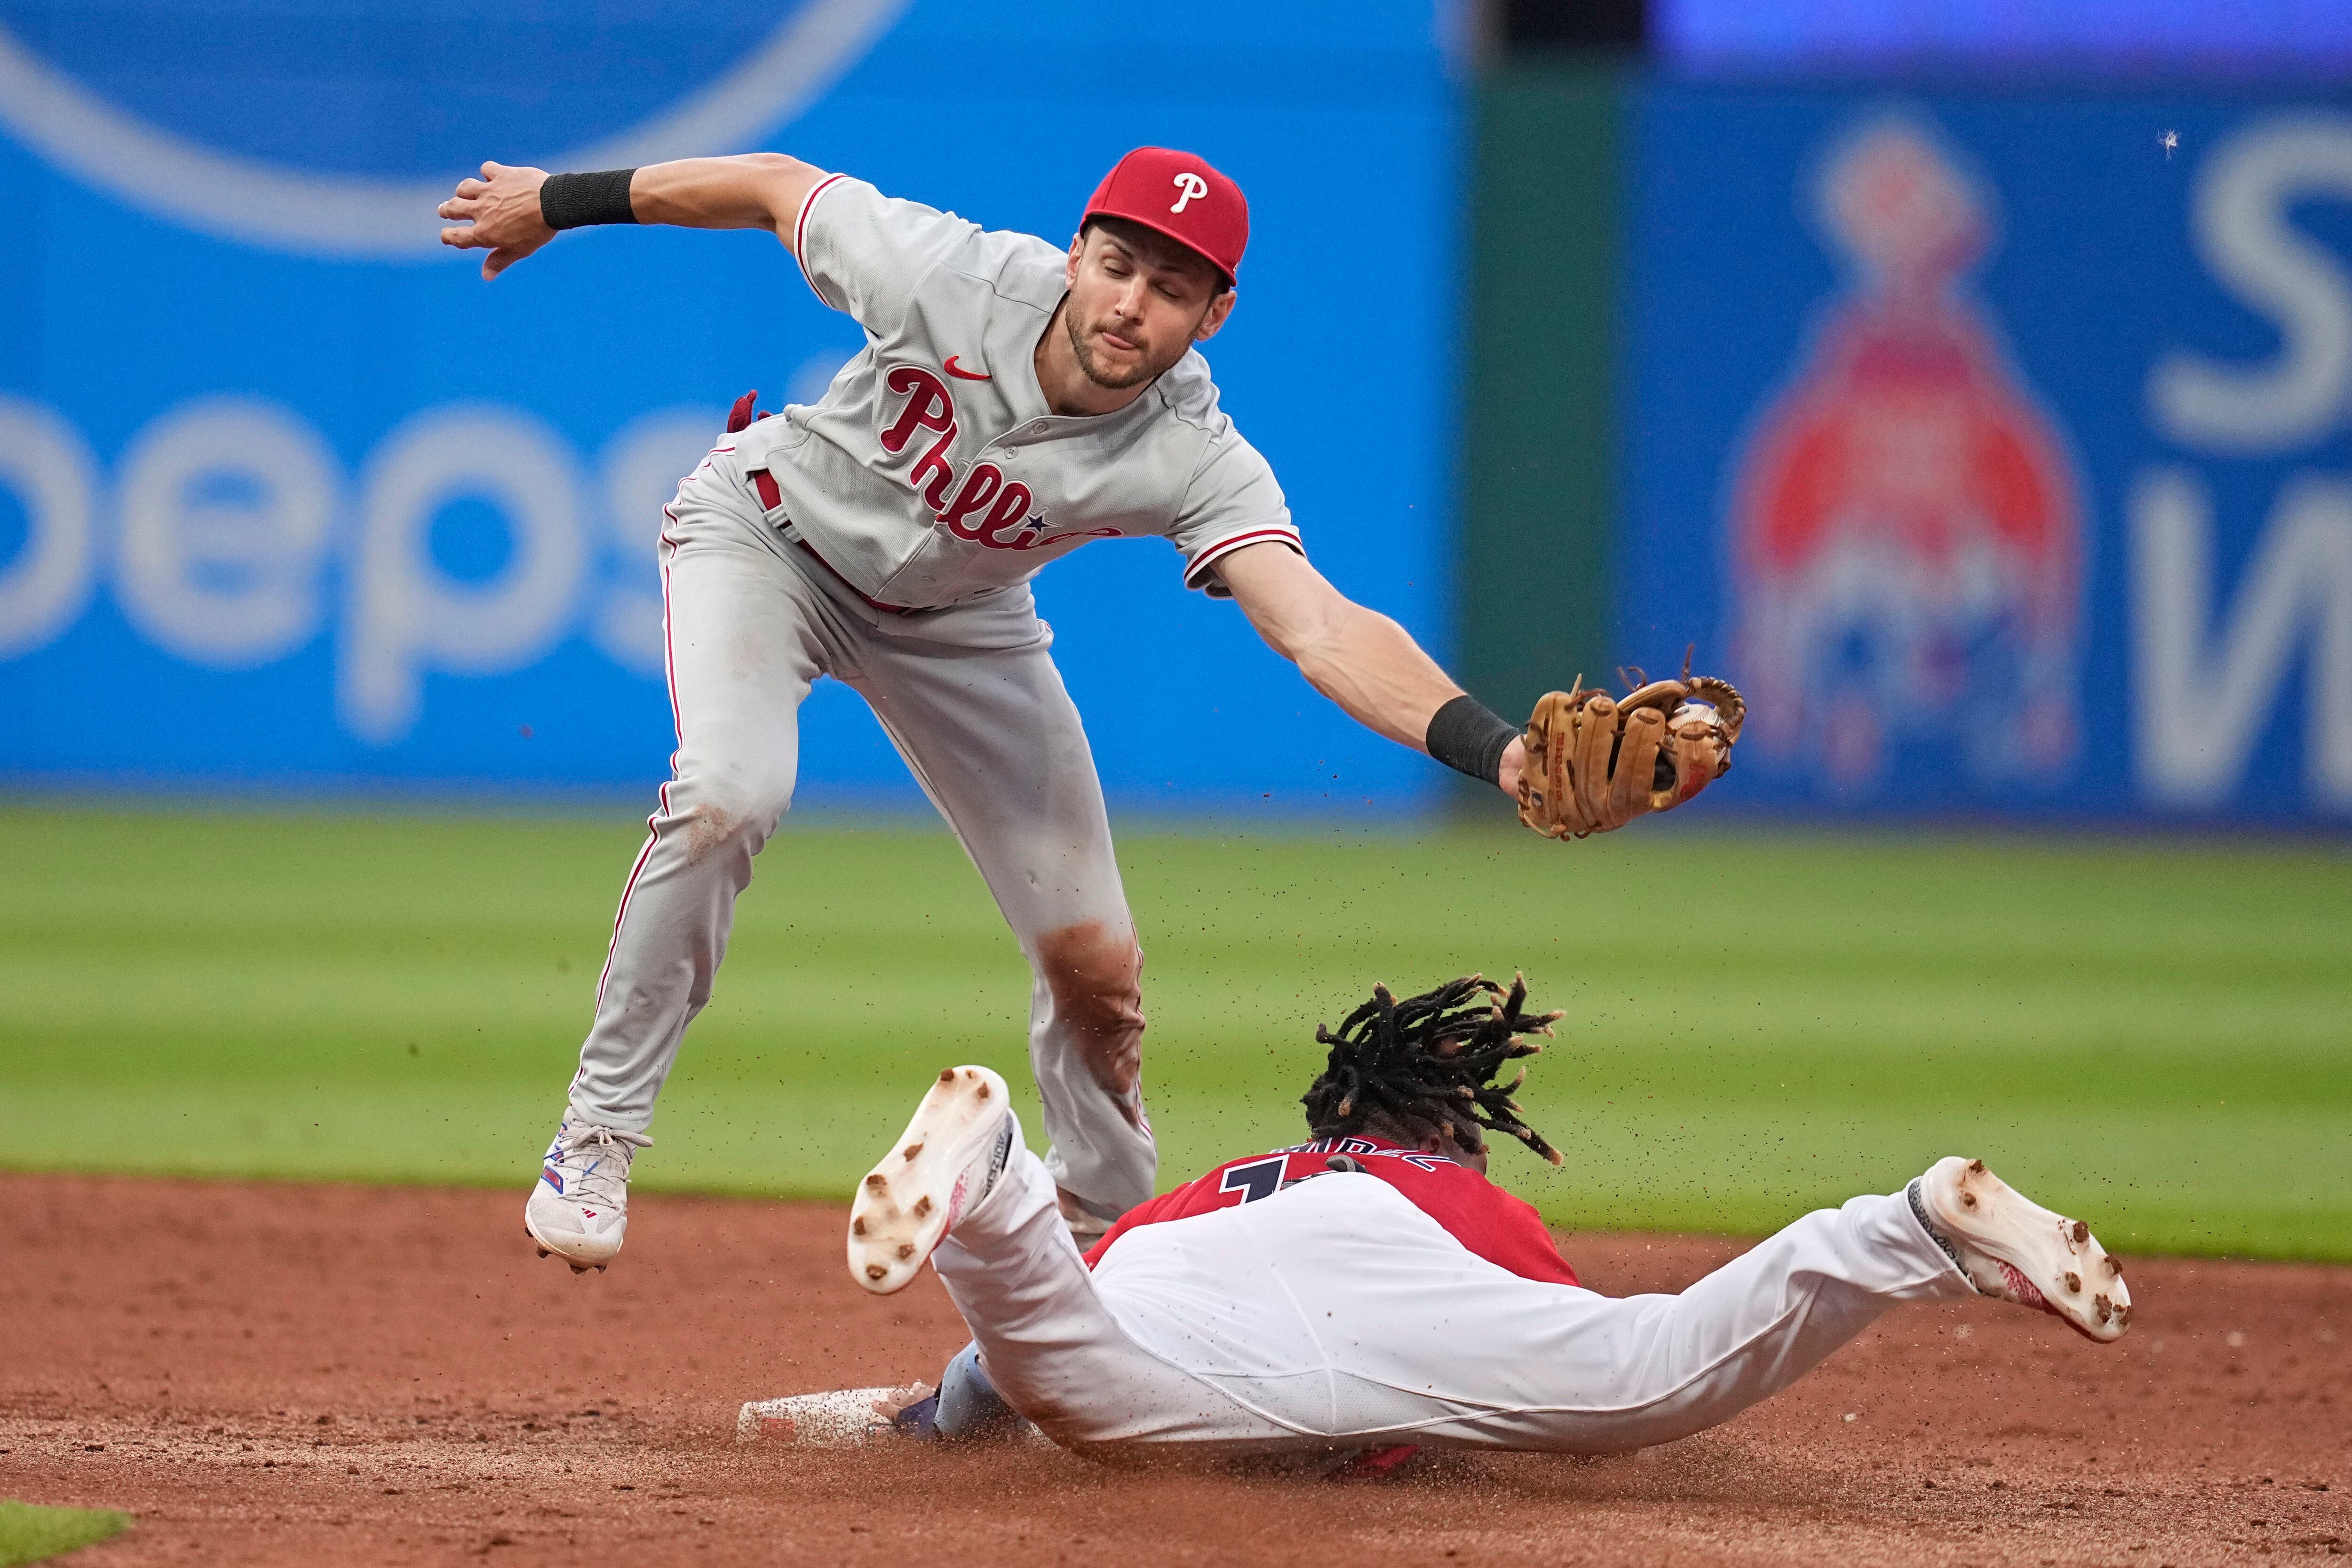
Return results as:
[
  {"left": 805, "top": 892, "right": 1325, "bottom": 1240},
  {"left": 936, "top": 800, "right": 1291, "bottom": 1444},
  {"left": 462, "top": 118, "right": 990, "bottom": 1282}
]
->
[
  {"left": 1496, "top": 735, "right": 1526, "bottom": 801},
  {"left": 437, "top": 161, "right": 555, "bottom": 280}
]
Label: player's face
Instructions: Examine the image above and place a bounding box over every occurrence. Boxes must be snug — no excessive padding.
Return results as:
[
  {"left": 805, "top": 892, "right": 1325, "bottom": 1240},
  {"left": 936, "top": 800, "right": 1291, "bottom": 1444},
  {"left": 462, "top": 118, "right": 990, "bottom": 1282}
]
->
[{"left": 1062, "top": 228, "right": 1236, "bottom": 390}]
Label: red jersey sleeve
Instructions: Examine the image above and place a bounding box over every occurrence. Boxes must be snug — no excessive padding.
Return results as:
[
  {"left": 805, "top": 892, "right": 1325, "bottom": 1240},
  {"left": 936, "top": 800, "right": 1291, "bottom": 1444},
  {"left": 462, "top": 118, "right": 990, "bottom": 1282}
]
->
[{"left": 1085, "top": 1137, "right": 1577, "bottom": 1288}]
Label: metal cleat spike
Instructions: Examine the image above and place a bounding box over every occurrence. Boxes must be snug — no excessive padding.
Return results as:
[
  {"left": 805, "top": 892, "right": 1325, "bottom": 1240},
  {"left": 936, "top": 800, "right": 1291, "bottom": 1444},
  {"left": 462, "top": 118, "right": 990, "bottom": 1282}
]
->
[
  {"left": 2064, "top": 1272, "right": 2082, "bottom": 1294},
  {"left": 866, "top": 1264, "right": 888, "bottom": 1282}
]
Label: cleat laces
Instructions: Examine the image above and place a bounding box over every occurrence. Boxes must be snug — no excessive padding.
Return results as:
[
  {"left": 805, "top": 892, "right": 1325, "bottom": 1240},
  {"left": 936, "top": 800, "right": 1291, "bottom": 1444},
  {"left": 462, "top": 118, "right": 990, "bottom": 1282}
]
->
[{"left": 547, "top": 1125, "right": 651, "bottom": 1210}]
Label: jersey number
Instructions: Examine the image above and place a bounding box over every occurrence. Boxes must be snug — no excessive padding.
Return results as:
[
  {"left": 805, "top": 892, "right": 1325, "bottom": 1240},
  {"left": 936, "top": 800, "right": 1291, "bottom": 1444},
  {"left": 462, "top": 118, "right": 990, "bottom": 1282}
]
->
[{"left": 1218, "top": 1156, "right": 1288, "bottom": 1206}]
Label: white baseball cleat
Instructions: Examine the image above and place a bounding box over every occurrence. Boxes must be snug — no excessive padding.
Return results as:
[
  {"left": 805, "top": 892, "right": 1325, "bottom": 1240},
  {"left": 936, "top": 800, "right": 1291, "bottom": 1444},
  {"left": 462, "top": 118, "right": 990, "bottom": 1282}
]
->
[
  {"left": 524, "top": 1121, "right": 651, "bottom": 1273},
  {"left": 848, "top": 1066, "right": 1017, "bottom": 1295},
  {"left": 1910, "top": 1156, "right": 2131, "bottom": 1342}
]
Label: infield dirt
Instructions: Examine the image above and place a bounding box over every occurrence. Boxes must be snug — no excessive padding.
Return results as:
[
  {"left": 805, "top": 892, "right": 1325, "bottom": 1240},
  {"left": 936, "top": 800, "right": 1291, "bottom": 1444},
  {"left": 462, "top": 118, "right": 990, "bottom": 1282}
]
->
[{"left": 2, "top": 1172, "right": 2344, "bottom": 1567}]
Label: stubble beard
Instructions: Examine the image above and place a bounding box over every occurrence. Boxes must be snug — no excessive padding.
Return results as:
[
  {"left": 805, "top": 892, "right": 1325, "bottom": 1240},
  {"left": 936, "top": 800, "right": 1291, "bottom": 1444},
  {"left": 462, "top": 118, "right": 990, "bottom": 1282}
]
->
[{"left": 1066, "top": 305, "right": 1182, "bottom": 391}]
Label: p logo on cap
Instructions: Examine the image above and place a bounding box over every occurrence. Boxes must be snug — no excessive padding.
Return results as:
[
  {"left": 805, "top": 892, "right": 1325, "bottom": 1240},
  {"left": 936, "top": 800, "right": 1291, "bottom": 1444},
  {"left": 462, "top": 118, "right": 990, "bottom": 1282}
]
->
[{"left": 1082, "top": 147, "right": 1248, "bottom": 284}]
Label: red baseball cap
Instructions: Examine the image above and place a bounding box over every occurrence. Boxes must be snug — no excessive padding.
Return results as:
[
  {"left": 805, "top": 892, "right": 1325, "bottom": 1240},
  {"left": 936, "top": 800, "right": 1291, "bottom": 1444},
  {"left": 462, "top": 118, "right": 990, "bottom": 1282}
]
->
[{"left": 1082, "top": 147, "right": 1248, "bottom": 287}]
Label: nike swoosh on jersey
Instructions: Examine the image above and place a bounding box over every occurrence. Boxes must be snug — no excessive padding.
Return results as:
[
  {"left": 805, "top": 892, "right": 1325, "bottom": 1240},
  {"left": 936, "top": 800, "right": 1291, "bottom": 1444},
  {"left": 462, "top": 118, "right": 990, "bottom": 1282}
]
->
[{"left": 944, "top": 356, "right": 991, "bottom": 380}]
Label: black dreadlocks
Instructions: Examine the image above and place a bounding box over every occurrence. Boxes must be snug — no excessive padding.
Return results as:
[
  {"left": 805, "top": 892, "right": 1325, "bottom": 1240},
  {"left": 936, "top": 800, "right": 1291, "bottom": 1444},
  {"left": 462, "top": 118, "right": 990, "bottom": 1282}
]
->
[{"left": 1299, "top": 974, "right": 1565, "bottom": 1165}]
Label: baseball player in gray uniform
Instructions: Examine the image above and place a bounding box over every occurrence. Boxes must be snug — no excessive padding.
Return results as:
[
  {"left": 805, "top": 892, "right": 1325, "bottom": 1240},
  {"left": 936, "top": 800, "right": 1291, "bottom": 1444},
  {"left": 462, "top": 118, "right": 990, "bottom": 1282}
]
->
[{"left": 437, "top": 146, "right": 1543, "bottom": 1271}]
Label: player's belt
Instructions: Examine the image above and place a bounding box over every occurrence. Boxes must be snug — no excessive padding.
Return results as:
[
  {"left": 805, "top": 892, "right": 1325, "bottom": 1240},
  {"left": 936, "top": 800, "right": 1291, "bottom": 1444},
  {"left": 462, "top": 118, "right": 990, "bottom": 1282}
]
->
[{"left": 747, "top": 467, "right": 919, "bottom": 617}]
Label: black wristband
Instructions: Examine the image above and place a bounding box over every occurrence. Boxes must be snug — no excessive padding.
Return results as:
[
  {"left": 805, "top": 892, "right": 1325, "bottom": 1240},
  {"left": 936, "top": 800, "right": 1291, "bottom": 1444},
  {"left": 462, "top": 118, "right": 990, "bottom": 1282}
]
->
[
  {"left": 539, "top": 169, "right": 639, "bottom": 230},
  {"left": 1425, "top": 694, "right": 1520, "bottom": 785}
]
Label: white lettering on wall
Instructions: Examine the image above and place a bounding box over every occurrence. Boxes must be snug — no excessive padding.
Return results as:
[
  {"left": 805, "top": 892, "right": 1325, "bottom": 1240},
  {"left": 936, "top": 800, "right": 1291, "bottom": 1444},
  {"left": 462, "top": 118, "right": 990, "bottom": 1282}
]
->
[
  {"left": 115, "top": 396, "right": 338, "bottom": 665},
  {"left": 2149, "top": 115, "right": 2352, "bottom": 454},
  {"left": 0, "top": 394, "right": 742, "bottom": 744},
  {"left": 341, "top": 406, "right": 587, "bottom": 745},
  {"left": 0, "top": 394, "right": 97, "bottom": 658},
  {"left": 2131, "top": 466, "right": 2352, "bottom": 808}
]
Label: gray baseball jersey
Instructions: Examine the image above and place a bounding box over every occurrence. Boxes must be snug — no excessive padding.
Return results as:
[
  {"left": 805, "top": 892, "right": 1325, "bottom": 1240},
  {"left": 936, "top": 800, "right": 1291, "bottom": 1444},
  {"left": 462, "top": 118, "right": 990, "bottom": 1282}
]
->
[{"left": 730, "top": 174, "right": 1303, "bottom": 609}]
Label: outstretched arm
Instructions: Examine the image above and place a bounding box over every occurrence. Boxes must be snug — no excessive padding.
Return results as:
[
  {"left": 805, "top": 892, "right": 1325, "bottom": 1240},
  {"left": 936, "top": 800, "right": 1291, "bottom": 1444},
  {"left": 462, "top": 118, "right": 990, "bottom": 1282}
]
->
[
  {"left": 436, "top": 154, "right": 831, "bottom": 279},
  {"left": 1216, "top": 542, "right": 1525, "bottom": 800}
]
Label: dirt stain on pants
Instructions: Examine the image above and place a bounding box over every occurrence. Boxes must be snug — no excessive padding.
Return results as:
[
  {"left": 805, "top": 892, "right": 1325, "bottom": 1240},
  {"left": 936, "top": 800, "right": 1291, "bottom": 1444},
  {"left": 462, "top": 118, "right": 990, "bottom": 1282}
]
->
[
  {"left": 681, "top": 804, "right": 736, "bottom": 868},
  {"left": 1035, "top": 920, "right": 1147, "bottom": 1130}
]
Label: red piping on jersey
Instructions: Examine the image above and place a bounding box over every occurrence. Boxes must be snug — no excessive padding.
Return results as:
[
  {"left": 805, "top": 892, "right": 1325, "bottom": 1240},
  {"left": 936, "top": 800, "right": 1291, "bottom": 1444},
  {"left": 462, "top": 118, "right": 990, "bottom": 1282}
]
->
[
  {"left": 792, "top": 173, "right": 849, "bottom": 307},
  {"left": 1185, "top": 525, "right": 1303, "bottom": 586},
  {"left": 748, "top": 467, "right": 921, "bottom": 616}
]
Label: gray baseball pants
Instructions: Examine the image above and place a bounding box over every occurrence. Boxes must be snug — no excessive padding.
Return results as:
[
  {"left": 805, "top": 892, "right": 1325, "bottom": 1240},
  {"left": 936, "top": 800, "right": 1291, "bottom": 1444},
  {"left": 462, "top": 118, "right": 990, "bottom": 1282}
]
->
[{"left": 566, "top": 442, "right": 1156, "bottom": 1222}]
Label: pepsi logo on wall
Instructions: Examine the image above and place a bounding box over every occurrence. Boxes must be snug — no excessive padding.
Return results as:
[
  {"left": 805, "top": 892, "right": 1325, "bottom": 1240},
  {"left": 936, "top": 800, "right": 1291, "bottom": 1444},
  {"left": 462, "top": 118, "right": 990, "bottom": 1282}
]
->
[
  {"left": 0, "top": 0, "right": 902, "bottom": 255},
  {"left": 0, "top": 0, "right": 1459, "bottom": 810}
]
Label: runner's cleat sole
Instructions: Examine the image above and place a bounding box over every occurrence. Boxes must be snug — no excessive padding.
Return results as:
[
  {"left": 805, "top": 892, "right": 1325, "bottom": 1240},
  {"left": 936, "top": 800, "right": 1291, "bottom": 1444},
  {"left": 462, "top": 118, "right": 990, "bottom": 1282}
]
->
[
  {"left": 847, "top": 1065, "right": 1013, "bottom": 1296},
  {"left": 1922, "top": 1156, "right": 2131, "bottom": 1343}
]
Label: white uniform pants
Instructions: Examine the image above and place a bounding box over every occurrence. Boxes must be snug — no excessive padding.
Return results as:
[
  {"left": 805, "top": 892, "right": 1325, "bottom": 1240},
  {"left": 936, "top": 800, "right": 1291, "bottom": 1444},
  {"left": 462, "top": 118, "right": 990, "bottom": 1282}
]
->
[
  {"left": 933, "top": 1124, "right": 1974, "bottom": 1453},
  {"left": 568, "top": 445, "right": 1155, "bottom": 1218}
]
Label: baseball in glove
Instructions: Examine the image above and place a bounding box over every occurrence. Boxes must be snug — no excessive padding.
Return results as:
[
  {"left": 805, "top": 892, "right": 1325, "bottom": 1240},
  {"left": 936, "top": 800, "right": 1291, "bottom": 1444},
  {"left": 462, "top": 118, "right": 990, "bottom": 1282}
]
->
[{"left": 1517, "top": 658, "right": 1745, "bottom": 839}]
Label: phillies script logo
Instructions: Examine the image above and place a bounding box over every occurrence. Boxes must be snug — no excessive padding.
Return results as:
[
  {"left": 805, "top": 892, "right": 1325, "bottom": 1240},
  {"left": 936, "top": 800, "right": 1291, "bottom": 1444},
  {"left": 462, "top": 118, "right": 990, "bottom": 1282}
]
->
[
  {"left": 1728, "top": 117, "right": 2084, "bottom": 793},
  {"left": 880, "top": 367, "right": 1118, "bottom": 551}
]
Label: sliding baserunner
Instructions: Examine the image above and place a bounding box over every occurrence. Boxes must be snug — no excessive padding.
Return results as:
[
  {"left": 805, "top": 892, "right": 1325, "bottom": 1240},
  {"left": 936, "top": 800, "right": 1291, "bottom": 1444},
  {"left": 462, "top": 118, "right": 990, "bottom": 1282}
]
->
[{"left": 842, "top": 975, "right": 2130, "bottom": 1454}]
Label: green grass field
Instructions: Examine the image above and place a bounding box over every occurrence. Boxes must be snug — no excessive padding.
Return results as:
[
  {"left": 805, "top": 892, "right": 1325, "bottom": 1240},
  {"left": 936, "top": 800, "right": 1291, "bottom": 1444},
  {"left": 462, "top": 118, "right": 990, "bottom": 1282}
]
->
[
  {"left": 0, "top": 1501, "right": 127, "bottom": 1568},
  {"left": 1, "top": 802, "right": 2346, "bottom": 1259}
]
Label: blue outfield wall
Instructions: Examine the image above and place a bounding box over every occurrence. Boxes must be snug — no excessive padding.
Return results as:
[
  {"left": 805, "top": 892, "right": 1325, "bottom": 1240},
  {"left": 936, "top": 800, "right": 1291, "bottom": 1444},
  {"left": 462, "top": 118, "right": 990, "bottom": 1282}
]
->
[
  {"left": 0, "top": 0, "right": 1458, "bottom": 814},
  {"left": 1622, "top": 80, "right": 2352, "bottom": 828}
]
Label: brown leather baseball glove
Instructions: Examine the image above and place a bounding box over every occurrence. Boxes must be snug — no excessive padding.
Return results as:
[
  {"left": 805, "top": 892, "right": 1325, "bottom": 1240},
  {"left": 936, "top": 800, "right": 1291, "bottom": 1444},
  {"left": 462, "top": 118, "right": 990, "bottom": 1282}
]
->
[{"left": 1517, "top": 664, "right": 1745, "bottom": 839}]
